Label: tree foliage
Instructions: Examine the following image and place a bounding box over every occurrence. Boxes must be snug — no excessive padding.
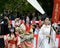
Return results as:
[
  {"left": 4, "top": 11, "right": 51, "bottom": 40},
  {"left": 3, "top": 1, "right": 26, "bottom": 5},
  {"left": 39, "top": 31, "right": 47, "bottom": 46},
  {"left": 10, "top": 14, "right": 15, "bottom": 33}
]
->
[{"left": 0, "top": 0, "right": 54, "bottom": 15}]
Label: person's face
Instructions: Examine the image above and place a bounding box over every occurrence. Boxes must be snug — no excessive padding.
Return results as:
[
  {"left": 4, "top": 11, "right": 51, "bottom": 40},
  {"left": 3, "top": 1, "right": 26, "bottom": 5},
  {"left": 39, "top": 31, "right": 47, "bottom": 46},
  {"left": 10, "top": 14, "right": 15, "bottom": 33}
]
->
[
  {"left": 15, "top": 18, "right": 19, "bottom": 22},
  {"left": 45, "top": 18, "right": 49, "bottom": 25},
  {"left": 10, "top": 29, "right": 14, "bottom": 33}
]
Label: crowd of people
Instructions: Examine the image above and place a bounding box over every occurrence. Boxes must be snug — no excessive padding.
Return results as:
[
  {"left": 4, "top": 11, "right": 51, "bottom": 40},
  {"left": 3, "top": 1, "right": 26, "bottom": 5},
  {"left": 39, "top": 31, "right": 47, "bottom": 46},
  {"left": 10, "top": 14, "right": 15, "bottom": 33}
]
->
[{"left": 0, "top": 11, "right": 60, "bottom": 48}]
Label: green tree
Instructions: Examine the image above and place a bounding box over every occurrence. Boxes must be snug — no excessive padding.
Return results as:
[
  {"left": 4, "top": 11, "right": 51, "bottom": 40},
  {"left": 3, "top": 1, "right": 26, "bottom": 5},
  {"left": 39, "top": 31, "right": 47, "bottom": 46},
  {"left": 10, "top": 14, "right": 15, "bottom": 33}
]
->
[{"left": 0, "top": 0, "right": 54, "bottom": 16}]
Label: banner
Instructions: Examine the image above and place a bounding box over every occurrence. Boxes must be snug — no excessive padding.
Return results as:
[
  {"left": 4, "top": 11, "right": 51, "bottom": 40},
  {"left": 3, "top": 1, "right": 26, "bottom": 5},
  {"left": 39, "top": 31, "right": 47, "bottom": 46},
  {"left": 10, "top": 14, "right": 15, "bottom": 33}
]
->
[{"left": 52, "top": 0, "right": 60, "bottom": 23}]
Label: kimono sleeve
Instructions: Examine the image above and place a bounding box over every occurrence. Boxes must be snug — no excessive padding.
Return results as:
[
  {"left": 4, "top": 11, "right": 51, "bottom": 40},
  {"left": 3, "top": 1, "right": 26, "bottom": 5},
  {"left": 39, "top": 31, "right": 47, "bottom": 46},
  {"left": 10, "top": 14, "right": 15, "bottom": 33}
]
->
[
  {"left": 38, "top": 25, "right": 44, "bottom": 48},
  {"left": 51, "top": 28, "right": 56, "bottom": 46},
  {"left": 38, "top": 25, "right": 44, "bottom": 40}
]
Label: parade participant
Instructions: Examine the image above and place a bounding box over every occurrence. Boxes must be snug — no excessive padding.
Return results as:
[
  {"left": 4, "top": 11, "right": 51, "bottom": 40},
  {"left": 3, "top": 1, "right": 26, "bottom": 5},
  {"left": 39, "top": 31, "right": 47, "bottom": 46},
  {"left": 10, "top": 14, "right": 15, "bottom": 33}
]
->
[
  {"left": 34, "top": 23, "right": 40, "bottom": 48},
  {"left": 4, "top": 28, "right": 20, "bottom": 48},
  {"left": 3, "top": 25, "right": 20, "bottom": 48},
  {"left": 15, "top": 19, "right": 25, "bottom": 35},
  {"left": 14, "top": 18, "right": 22, "bottom": 37},
  {"left": 38, "top": 17, "right": 56, "bottom": 48},
  {"left": 34, "top": 23, "right": 40, "bottom": 34},
  {"left": 15, "top": 21, "right": 26, "bottom": 48},
  {"left": 15, "top": 18, "right": 21, "bottom": 27},
  {"left": 19, "top": 23, "right": 34, "bottom": 48}
]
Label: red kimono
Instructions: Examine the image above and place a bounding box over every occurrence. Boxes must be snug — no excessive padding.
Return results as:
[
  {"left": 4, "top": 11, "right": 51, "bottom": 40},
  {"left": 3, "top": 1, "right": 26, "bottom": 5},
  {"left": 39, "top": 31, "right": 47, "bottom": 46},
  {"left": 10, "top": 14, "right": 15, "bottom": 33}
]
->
[{"left": 4, "top": 34, "right": 20, "bottom": 48}]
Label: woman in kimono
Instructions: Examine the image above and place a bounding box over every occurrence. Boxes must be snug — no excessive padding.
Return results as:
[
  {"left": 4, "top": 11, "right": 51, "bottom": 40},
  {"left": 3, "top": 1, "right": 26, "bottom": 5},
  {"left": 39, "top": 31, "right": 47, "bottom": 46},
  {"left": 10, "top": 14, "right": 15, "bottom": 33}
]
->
[
  {"left": 15, "top": 18, "right": 21, "bottom": 27},
  {"left": 4, "top": 26, "right": 20, "bottom": 48},
  {"left": 38, "top": 17, "right": 56, "bottom": 48},
  {"left": 19, "top": 24, "right": 34, "bottom": 48}
]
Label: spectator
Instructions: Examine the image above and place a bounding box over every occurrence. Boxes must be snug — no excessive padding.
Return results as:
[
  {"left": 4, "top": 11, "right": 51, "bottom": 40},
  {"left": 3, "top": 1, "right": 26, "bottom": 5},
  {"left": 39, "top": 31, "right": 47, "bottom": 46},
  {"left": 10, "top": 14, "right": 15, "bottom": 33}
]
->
[{"left": 1, "top": 15, "right": 10, "bottom": 35}]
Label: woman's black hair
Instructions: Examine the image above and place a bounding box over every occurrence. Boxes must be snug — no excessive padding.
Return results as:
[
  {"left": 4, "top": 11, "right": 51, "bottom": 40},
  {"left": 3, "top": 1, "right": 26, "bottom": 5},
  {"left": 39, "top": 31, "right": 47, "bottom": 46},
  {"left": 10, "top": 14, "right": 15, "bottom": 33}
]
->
[
  {"left": 9, "top": 24, "right": 16, "bottom": 37},
  {"left": 44, "top": 17, "right": 50, "bottom": 20}
]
